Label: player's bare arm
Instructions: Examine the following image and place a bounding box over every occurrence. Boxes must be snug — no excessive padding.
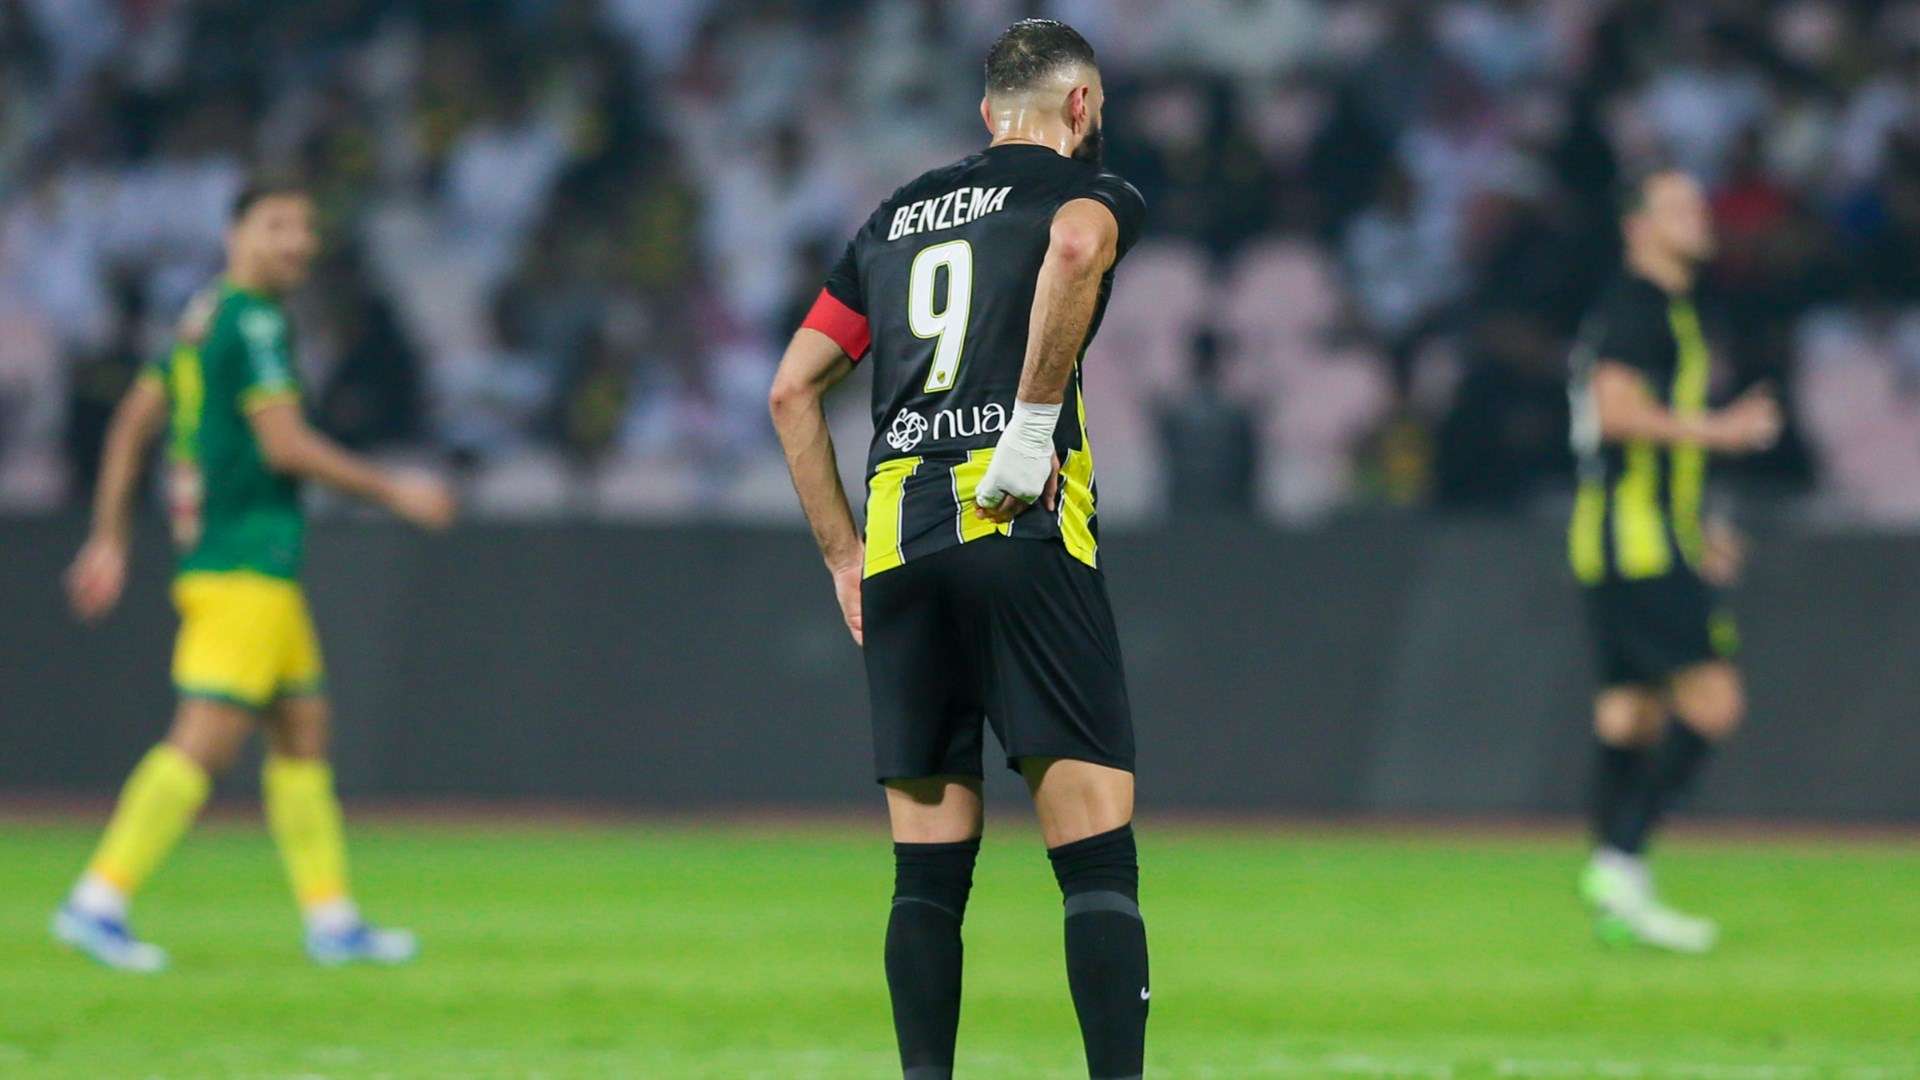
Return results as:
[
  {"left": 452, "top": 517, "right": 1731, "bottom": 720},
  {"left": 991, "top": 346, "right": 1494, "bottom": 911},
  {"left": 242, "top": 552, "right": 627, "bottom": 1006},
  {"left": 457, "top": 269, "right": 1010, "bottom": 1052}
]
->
[
  {"left": 769, "top": 327, "right": 864, "bottom": 645},
  {"left": 1591, "top": 363, "right": 1780, "bottom": 454},
  {"left": 974, "top": 198, "right": 1118, "bottom": 523},
  {"left": 67, "top": 376, "right": 169, "bottom": 622},
  {"left": 247, "top": 402, "right": 455, "bottom": 531}
]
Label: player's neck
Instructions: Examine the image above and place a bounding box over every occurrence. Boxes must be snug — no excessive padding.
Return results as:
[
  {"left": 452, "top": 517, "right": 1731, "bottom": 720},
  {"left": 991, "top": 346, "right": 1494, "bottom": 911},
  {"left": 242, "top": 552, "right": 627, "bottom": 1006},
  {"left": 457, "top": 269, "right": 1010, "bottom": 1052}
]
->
[
  {"left": 1627, "top": 247, "right": 1694, "bottom": 296},
  {"left": 985, "top": 106, "right": 1074, "bottom": 158},
  {"left": 225, "top": 264, "right": 279, "bottom": 298},
  {"left": 987, "top": 132, "right": 1072, "bottom": 157}
]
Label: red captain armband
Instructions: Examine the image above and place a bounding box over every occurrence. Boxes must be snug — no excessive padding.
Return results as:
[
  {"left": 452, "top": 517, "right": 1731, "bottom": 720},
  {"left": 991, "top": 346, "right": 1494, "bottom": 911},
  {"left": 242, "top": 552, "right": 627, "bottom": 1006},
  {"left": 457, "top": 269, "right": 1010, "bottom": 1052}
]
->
[{"left": 800, "top": 288, "right": 871, "bottom": 362}]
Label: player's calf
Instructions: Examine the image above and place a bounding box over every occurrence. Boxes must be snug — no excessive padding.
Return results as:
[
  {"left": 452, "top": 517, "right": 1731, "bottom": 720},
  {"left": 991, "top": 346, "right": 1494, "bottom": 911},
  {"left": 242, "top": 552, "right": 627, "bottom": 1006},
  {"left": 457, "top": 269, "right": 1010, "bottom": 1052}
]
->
[
  {"left": 1049, "top": 823, "right": 1149, "bottom": 1080},
  {"left": 1590, "top": 688, "right": 1664, "bottom": 858},
  {"left": 886, "top": 836, "right": 980, "bottom": 1079},
  {"left": 1024, "top": 759, "right": 1147, "bottom": 1076},
  {"left": 259, "top": 696, "right": 415, "bottom": 967},
  {"left": 1641, "top": 661, "right": 1743, "bottom": 825},
  {"left": 883, "top": 778, "right": 982, "bottom": 1077},
  {"left": 55, "top": 722, "right": 226, "bottom": 971}
]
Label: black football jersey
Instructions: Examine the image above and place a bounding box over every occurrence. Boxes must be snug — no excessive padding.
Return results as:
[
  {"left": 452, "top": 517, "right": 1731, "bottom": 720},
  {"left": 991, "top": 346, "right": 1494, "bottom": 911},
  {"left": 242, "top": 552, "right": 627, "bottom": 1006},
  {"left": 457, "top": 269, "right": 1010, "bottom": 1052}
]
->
[
  {"left": 1567, "top": 273, "right": 1711, "bottom": 585},
  {"left": 801, "top": 144, "right": 1145, "bottom": 578}
]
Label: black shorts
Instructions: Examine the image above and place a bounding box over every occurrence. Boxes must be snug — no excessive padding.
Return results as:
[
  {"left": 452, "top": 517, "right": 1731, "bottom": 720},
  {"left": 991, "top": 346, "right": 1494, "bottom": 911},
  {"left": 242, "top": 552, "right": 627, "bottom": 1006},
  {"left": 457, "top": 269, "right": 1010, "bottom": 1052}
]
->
[
  {"left": 1583, "top": 570, "right": 1738, "bottom": 688},
  {"left": 862, "top": 536, "right": 1134, "bottom": 782}
]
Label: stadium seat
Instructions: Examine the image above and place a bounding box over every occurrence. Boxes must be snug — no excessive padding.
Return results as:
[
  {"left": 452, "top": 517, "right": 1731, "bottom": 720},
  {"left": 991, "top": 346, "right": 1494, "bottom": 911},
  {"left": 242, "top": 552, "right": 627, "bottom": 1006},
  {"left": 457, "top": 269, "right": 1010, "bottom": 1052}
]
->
[{"left": 1081, "top": 240, "right": 1210, "bottom": 518}]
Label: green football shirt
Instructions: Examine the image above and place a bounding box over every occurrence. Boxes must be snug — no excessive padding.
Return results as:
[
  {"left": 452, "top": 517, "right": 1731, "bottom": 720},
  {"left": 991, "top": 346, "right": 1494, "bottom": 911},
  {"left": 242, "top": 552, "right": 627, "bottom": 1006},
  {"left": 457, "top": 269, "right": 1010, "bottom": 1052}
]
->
[{"left": 143, "top": 282, "right": 306, "bottom": 581}]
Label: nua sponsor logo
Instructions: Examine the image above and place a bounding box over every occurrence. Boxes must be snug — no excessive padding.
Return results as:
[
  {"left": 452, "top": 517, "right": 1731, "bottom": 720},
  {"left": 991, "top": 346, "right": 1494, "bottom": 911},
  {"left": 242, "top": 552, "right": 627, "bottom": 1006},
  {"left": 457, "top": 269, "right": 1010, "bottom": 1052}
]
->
[
  {"left": 885, "top": 410, "right": 929, "bottom": 452},
  {"left": 884, "top": 403, "right": 1008, "bottom": 452}
]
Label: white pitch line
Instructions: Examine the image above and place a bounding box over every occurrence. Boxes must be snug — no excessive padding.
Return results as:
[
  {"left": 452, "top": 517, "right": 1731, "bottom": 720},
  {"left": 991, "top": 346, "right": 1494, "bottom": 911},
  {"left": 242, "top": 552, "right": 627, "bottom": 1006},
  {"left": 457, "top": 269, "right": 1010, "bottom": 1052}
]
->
[{"left": 1234, "top": 1053, "right": 1920, "bottom": 1080}]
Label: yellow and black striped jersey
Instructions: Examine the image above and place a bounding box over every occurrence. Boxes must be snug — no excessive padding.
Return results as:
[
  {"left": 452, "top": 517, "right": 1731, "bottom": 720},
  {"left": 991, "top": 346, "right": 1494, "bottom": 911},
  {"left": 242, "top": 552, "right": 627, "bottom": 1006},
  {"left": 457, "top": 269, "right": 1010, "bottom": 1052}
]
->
[
  {"left": 801, "top": 145, "right": 1145, "bottom": 579},
  {"left": 1568, "top": 274, "right": 1711, "bottom": 586}
]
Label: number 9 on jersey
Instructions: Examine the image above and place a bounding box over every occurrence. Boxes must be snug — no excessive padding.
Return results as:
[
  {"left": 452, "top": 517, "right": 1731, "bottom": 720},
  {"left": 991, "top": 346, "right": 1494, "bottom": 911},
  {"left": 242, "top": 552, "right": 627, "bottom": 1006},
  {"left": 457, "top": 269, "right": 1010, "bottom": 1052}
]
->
[{"left": 909, "top": 240, "right": 973, "bottom": 393}]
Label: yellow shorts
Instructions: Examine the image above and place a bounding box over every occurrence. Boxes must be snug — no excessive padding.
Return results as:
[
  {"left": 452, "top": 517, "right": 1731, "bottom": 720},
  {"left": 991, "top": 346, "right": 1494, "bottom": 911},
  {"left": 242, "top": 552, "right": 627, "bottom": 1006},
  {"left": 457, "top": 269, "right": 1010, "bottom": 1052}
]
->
[{"left": 171, "top": 571, "right": 325, "bottom": 709}]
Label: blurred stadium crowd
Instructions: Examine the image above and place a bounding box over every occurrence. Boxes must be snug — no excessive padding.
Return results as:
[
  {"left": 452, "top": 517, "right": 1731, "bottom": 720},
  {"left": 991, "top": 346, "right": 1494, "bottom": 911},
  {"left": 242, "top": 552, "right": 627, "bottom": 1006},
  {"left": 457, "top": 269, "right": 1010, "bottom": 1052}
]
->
[{"left": 4, "top": 0, "right": 1920, "bottom": 524}]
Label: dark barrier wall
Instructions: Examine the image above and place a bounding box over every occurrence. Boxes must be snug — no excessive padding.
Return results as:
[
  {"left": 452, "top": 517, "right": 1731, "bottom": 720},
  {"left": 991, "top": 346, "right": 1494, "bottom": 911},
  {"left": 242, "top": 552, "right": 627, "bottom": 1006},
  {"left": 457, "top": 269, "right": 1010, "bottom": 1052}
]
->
[{"left": 4, "top": 517, "right": 1917, "bottom": 820}]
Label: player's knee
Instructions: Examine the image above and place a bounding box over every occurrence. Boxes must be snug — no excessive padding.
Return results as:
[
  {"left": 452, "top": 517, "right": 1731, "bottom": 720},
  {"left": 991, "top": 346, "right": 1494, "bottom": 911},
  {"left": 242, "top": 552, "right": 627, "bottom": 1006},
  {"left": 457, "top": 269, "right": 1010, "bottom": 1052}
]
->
[
  {"left": 266, "top": 699, "right": 331, "bottom": 760},
  {"left": 1024, "top": 758, "right": 1134, "bottom": 848},
  {"left": 1592, "top": 693, "right": 1661, "bottom": 747},
  {"left": 892, "top": 835, "right": 980, "bottom": 916},
  {"left": 885, "top": 778, "right": 983, "bottom": 844},
  {"left": 1671, "top": 667, "right": 1744, "bottom": 741},
  {"left": 1591, "top": 705, "right": 1637, "bottom": 746},
  {"left": 266, "top": 733, "right": 328, "bottom": 761},
  {"left": 1047, "top": 822, "right": 1140, "bottom": 906},
  {"left": 163, "top": 739, "right": 231, "bottom": 775},
  {"left": 165, "top": 724, "right": 243, "bottom": 774},
  {"left": 1678, "top": 690, "right": 1743, "bottom": 741}
]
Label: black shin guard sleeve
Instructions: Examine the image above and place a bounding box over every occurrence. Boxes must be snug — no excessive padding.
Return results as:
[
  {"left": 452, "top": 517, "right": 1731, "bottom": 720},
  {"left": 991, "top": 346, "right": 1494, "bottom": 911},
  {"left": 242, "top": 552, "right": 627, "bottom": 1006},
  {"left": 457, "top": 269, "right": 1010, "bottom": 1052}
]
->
[
  {"left": 1594, "top": 741, "right": 1653, "bottom": 855},
  {"left": 1049, "top": 824, "right": 1148, "bottom": 1080},
  {"left": 886, "top": 838, "right": 979, "bottom": 1077},
  {"left": 1649, "top": 722, "right": 1715, "bottom": 821}
]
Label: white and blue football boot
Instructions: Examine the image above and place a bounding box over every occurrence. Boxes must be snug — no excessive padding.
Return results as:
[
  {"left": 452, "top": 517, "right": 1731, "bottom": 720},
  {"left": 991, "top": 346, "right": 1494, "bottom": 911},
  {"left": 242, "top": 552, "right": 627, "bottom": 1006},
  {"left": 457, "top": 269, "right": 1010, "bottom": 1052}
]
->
[
  {"left": 52, "top": 904, "right": 168, "bottom": 973},
  {"left": 305, "top": 921, "right": 419, "bottom": 967}
]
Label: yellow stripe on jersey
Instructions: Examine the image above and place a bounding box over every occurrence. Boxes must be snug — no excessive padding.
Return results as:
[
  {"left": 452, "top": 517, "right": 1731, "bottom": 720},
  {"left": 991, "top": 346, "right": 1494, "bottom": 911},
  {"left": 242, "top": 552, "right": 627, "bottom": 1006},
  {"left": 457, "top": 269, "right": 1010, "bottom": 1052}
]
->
[
  {"left": 167, "top": 344, "right": 204, "bottom": 461},
  {"left": 951, "top": 449, "right": 1014, "bottom": 545},
  {"left": 1058, "top": 388, "right": 1098, "bottom": 568},
  {"left": 1612, "top": 440, "right": 1671, "bottom": 579},
  {"left": 1668, "top": 300, "right": 1710, "bottom": 568},
  {"left": 1569, "top": 478, "right": 1607, "bottom": 585},
  {"left": 864, "top": 456, "right": 922, "bottom": 579}
]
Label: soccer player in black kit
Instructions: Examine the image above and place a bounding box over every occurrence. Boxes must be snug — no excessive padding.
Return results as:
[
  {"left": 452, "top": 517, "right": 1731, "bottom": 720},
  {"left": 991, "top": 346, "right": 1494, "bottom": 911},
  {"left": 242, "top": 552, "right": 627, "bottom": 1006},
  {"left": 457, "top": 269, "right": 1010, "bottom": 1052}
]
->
[
  {"left": 769, "top": 19, "right": 1148, "bottom": 1080},
  {"left": 1568, "top": 170, "right": 1781, "bottom": 953}
]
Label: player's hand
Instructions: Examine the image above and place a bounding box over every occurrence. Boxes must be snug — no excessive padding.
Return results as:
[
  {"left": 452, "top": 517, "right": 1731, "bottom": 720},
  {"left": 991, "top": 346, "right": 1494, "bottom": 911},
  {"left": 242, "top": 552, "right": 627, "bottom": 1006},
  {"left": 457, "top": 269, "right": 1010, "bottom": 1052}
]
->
[
  {"left": 976, "top": 400, "right": 1063, "bottom": 523},
  {"left": 831, "top": 550, "right": 864, "bottom": 646},
  {"left": 1711, "top": 384, "right": 1781, "bottom": 454},
  {"left": 1699, "top": 518, "right": 1746, "bottom": 587},
  {"left": 67, "top": 535, "right": 130, "bottom": 623},
  {"left": 975, "top": 452, "right": 1061, "bottom": 525},
  {"left": 383, "top": 471, "right": 457, "bottom": 531}
]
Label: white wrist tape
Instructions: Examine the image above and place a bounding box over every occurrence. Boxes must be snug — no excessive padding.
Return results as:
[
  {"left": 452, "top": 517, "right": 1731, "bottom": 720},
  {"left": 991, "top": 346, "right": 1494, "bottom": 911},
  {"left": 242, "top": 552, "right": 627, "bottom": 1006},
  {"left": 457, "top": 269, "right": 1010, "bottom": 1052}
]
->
[{"left": 975, "top": 399, "right": 1061, "bottom": 508}]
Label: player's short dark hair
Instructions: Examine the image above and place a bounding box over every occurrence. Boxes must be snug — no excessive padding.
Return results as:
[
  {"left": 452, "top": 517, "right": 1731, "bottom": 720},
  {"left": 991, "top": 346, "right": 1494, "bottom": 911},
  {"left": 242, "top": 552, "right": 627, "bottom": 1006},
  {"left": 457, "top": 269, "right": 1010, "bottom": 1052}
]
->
[
  {"left": 231, "top": 176, "right": 309, "bottom": 222},
  {"left": 984, "top": 19, "right": 1097, "bottom": 97}
]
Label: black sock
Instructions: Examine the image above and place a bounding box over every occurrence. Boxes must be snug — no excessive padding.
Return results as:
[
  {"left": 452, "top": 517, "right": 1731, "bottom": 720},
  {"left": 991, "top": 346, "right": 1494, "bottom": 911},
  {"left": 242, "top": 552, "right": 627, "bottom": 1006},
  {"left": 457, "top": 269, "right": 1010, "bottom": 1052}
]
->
[
  {"left": 1604, "top": 722, "right": 1718, "bottom": 857},
  {"left": 886, "top": 838, "right": 979, "bottom": 1079},
  {"left": 1593, "top": 741, "right": 1654, "bottom": 855},
  {"left": 1645, "top": 722, "right": 1716, "bottom": 830},
  {"left": 1048, "top": 824, "right": 1148, "bottom": 1080}
]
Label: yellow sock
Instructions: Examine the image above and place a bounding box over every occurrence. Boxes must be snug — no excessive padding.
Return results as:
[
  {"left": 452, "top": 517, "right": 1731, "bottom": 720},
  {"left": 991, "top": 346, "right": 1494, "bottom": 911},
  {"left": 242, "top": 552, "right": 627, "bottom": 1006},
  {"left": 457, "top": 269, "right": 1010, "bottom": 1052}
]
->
[
  {"left": 86, "top": 745, "right": 211, "bottom": 896},
  {"left": 263, "top": 756, "right": 351, "bottom": 910}
]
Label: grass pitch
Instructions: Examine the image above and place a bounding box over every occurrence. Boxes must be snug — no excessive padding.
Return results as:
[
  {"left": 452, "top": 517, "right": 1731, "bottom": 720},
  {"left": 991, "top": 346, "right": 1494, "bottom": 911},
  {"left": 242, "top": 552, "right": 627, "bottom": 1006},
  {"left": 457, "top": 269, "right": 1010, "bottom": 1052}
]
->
[{"left": 2, "top": 818, "right": 1917, "bottom": 1078}]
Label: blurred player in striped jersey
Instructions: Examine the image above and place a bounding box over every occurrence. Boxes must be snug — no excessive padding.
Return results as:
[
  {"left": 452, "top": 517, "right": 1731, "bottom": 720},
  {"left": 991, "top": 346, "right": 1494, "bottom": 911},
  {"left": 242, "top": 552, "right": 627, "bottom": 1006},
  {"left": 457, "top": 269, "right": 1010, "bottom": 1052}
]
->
[
  {"left": 1567, "top": 170, "right": 1780, "bottom": 953},
  {"left": 56, "top": 179, "right": 456, "bottom": 972}
]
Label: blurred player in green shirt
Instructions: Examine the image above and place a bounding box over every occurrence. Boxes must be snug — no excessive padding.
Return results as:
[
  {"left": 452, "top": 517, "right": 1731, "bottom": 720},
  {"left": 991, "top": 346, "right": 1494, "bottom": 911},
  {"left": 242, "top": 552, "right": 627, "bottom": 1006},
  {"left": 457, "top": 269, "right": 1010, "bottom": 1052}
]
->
[{"left": 55, "top": 180, "right": 456, "bottom": 972}]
